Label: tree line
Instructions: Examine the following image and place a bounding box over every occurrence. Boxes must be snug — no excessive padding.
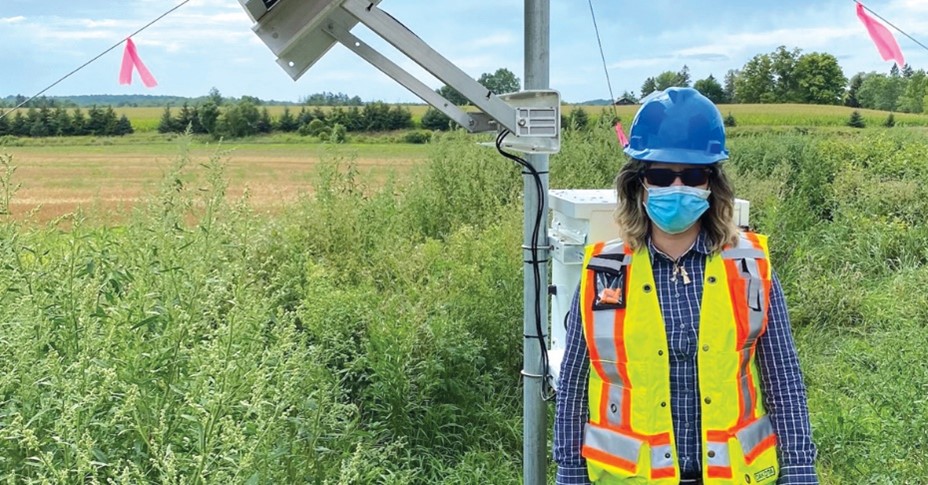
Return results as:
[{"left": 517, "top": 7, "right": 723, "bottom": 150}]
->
[
  {"left": 627, "top": 45, "right": 928, "bottom": 113},
  {"left": 0, "top": 105, "right": 133, "bottom": 137},
  {"left": 157, "top": 96, "right": 415, "bottom": 138}
]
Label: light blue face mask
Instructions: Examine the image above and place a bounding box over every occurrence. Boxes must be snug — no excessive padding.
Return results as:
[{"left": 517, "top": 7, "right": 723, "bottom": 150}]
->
[{"left": 644, "top": 185, "right": 711, "bottom": 234}]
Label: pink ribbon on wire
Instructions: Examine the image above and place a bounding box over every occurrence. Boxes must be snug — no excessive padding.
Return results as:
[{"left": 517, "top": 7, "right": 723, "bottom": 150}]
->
[
  {"left": 614, "top": 122, "right": 629, "bottom": 148},
  {"left": 119, "top": 37, "right": 158, "bottom": 88},
  {"left": 856, "top": 2, "right": 905, "bottom": 66}
]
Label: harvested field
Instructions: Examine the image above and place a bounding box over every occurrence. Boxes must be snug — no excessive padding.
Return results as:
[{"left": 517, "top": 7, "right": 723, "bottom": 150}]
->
[{"left": 3, "top": 141, "right": 428, "bottom": 223}]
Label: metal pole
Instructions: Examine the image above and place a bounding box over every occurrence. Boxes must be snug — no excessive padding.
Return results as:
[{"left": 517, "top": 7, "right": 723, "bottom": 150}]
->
[{"left": 523, "top": 1, "right": 550, "bottom": 484}]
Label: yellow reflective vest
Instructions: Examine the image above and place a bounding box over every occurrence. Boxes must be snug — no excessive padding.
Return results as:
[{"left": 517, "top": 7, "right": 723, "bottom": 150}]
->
[{"left": 579, "top": 233, "right": 779, "bottom": 484}]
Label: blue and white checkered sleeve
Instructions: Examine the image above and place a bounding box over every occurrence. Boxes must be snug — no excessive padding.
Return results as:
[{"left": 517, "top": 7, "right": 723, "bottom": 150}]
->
[
  {"left": 757, "top": 273, "right": 819, "bottom": 485},
  {"left": 554, "top": 288, "right": 592, "bottom": 485}
]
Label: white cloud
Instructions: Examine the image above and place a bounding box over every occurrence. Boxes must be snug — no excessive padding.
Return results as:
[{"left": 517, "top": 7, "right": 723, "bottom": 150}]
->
[{"left": 0, "top": 16, "right": 25, "bottom": 24}]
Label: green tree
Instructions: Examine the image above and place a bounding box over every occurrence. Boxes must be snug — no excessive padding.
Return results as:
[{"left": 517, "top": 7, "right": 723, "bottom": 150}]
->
[
  {"left": 654, "top": 70, "right": 681, "bottom": 91},
  {"left": 566, "top": 107, "right": 589, "bottom": 130},
  {"left": 845, "top": 73, "right": 864, "bottom": 107},
  {"left": 113, "top": 115, "right": 134, "bottom": 135},
  {"left": 771, "top": 46, "right": 802, "bottom": 102},
  {"left": 10, "top": 111, "right": 28, "bottom": 137},
  {"left": 276, "top": 107, "right": 299, "bottom": 132},
  {"left": 436, "top": 85, "right": 470, "bottom": 106},
  {"left": 102, "top": 107, "right": 119, "bottom": 135},
  {"left": 723, "top": 70, "right": 739, "bottom": 103},
  {"left": 218, "top": 100, "right": 261, "bottom": 138},
  {"left": 420, "top": 107, "right": 454, "bottom": 131},
  {"left": 0, "top": 113, "right": 9, "bottom": 136},
  {"left": 158, "top": 105, "right": 176, "bottom": 133},
  {"left": 693, "top": 75, "right": 725, "bottom": 103},
  {"left": 793, "top": 52, "right": 846, "bottom": 105},
  {"left": 71, "top": 107, "right": 87, "bottom": 135},
  {"left": 208, "top": 87, "right": 223, "bottom": 106},
  {"left": 736, "top": 53, "right": 775, "bottom": 103},
  {"left": 857, "top": 73, "right": 903, "bottom": 111},
  {"left": 847, "top": 110, "right": 865, "bottom": 128},
  {"left": 676, "top": 65, "right": 691, "bottom": 87},
  {"left": 197, "top": 100, "right": 220, "bottom": 135},
  {"left": 53, "top": 106, "right": 72, "bottom": 136},
  {"left": 640, "top": 77, "right": 657, "bottom": 98},
  {"left": 477, "top": 68, "right": 521, "bottom": 95},
  {"left": 257, "top": 107, "right": 273, "bottom": 133},
  {"left": 897, "top": 69, "right": 927, "bottom": 113}
]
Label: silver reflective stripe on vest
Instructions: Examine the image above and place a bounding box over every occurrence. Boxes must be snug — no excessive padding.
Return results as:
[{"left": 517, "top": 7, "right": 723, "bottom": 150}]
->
[
  {"left": 584, "top": 424, "right": 643, "bottom": 466},
  {"left": 738, "top": 370, "right": 754, "bottom": 423},
  {"left": 650, "top": 444, "right": 673, "bottom": 471},
  {"left": 721, "top": 247, "right": 765, "bottom": 260},
  {"left": 707, "top": 440, "right": 731, "bottom": 468},
  {"left": 588, "top": 256, "right": 628, "bottom": 274},
  {"left": 592, "top": 310, "right": 623, "bottom": 383},
  {"left": 605, "top": 383, "right": 625, "bottom": 428},
  {"left": 736, "top": 415, "right": 775, "bottom": 456}
]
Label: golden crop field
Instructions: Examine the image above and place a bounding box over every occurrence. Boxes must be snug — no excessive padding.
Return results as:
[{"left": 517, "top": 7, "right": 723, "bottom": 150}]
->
[{"left": 3, "top": 139, "right": 429, "bottom": 223}]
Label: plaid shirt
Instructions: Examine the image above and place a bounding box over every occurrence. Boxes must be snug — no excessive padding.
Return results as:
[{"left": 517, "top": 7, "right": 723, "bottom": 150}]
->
[{"left": 553, "top": 232, "right": 818, "bottom": 484}]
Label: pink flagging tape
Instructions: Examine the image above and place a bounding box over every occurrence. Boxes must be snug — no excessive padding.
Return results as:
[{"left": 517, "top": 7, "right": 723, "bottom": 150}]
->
[
  {"left": 857, "top": 3, "right": 905, "bottom": 66},
  {"left": 119, "top": 38, "right": 158, "bottom": 88}
]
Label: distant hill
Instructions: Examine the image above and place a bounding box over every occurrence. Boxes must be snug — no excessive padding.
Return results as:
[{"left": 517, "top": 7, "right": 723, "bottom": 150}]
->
[{"left": 577, "top": 98, "right": 614, "bottom": 106}]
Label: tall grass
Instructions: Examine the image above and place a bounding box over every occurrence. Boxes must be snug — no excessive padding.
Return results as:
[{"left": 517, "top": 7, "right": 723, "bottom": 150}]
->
[{"left": 1, "top": 125, "right": 927, "bottom": 483}]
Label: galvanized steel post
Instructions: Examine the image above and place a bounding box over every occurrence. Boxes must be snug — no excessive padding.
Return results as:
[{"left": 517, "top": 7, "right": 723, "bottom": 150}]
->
[{"left": 523, "top": 1, "right": 550, "bottom": 484}]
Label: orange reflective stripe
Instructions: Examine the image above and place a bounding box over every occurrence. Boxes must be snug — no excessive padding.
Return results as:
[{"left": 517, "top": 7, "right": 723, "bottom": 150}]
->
[
  {"left": 652, "top": 467, "right": 676, "bottom": 479},
  {"left": 744, "top": 435, "right": 777, "bottom": 464},
  {"left": 707, "top": 465, "right": 734, "bottom": 479},
  {"left": 582, "top": 445, "right": 637, "bottom": 473}
]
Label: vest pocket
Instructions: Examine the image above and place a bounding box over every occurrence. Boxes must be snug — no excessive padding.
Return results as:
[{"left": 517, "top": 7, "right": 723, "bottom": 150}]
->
[
  {"left": 581, "top": 423, "right": 644, "bottom": 478},
  {"left": 732, "top": 416, "right": 779, "bottom": 484}
]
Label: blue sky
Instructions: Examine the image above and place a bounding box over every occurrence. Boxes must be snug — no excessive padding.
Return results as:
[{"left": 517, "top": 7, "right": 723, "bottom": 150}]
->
[{"left": 2, "top": 0, "right": 927, "bottom": 104}]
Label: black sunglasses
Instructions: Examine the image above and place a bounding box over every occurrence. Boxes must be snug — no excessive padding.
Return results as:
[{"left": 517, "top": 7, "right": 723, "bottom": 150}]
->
[{"left": 642, "top": 167, "right": 712, "bottom": 187}]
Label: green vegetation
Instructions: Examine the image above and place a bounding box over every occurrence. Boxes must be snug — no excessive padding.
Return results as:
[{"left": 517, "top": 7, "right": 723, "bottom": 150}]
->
[{"left": 1, "top": 112, "right": 927, "bottom": 482}]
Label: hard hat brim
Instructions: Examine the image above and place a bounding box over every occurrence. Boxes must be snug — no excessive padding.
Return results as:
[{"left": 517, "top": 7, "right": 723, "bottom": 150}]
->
[{"left": 623, "top": 146, "right": 729, "bottom": 165}]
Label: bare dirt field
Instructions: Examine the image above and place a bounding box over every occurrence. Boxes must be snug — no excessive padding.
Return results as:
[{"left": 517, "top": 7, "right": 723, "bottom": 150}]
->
[{"left": 3, "top": 142, "right": 428, "bottom": 224}]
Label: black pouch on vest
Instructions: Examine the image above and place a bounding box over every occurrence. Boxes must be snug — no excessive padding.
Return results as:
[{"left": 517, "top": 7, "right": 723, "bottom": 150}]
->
[{"left": 588, "top": 255, "right": 627, "bottom": 311}]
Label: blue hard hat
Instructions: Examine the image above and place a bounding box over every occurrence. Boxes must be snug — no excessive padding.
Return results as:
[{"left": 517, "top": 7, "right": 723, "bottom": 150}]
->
[{"left": 623, "top": 87, "right": 728, "bottom": 165}]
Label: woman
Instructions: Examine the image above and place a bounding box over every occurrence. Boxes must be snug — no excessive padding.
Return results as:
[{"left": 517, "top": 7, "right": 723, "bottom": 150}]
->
[{"left": 554, "top": 88, "right": 817, "bottom": 485}]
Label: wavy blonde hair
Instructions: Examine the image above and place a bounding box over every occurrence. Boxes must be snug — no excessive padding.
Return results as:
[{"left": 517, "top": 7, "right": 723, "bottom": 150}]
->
[{"left": 613, "top": 159, "right": 740, "bottom": 254}]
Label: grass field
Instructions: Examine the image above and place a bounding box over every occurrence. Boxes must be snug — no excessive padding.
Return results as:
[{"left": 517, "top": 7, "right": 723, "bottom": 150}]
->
[{"left": 3, "top": 138, "right": 428, "bottom": 223}]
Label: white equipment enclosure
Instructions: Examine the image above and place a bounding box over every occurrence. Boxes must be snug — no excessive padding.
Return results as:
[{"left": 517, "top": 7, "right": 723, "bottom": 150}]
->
[
  {"left": 239, "top": 0, "right": 561, "bottom": 153},
  {"left": 547, "top": 190, "right": 751, "bottom": 387}
]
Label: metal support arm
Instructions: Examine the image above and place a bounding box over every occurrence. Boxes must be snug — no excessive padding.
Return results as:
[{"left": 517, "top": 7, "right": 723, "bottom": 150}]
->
[{"left": 339, "top": 0, "right": 518, "bottom": 133}]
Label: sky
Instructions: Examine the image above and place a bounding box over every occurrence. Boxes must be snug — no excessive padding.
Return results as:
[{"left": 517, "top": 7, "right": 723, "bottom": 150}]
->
[{"left": 2, "top": 0, "right": 928, "bottom": 105}]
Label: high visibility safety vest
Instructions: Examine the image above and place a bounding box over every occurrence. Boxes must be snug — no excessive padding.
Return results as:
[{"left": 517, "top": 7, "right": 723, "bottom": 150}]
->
[{"left": 579, "top": 232, "right": 779, "bottom": 484}]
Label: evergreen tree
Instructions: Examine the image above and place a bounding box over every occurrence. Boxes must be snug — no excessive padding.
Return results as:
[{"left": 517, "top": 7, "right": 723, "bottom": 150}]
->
[
  {"left": 883, "top": 113, "right": 895, "bottom": 127},
  {"left": 640, "top": 77, "right": 657, "bottom": 98},
  {"left": 71, "top": 108, "right": 87, "bottom": 136},
  {"left": 420, "top": 107, "right": 453, "bottom": 131},
  {"left": 53, "top": 106, "right": 72, "bottom": 136},
  {"left": 0, "top": 113, "right": 9, "bottom": 136},
  {"left": 175, "top": 102, "right": 196, "bottom": 132},
  {"left": 723, "top": 70, "right": 739, "bottom": 103},
  {"left": 114, "top": 115, "right": 134, "bottom": 135},
  {"left": 276, "top": 107, "right": 299, "bottom": 132},
  {"left": 102, "top": 107, "right": 119, "bottom": 135},
  {"left": 847, "top": 110, "right": 866, "bottom": 128},
  {"left": 11, "top": 112, "right": 28, "bottom": 137},
  {"left": 845, "top": 73, "right": 864, "bottom": 108},
  {"left": 85, "top": 105, "right": 107, "bottom": 135},
  {"left": 158, "top": 105, "right": 176, "bottom": 134},
  {"left": 257, "top": 107, "right": 273, "bottom": 133}
]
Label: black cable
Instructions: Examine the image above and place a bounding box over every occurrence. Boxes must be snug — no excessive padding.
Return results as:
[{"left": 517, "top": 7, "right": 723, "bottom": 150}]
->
[{"left": 495, "top": 130, "right": 557, "bottom": 401}]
